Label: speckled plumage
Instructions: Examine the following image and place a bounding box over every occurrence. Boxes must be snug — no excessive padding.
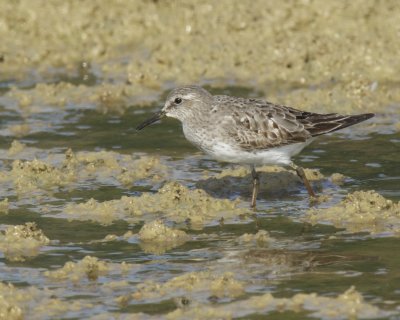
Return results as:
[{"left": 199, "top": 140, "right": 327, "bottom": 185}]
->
[
  {"left": 155, "top": 86, "right": 373, "bottom": 165},
  {"left": 136, "top": 85, "right": 374, "bottom": 207}
]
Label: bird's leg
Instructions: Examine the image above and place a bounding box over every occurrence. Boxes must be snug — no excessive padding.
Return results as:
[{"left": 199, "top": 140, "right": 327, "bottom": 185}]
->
[
  {"left": 251, "top": 166, "right": 260, "bottom": 208},
  {"left": 290, "top": 163, "right": 316, "bottom": 198}
]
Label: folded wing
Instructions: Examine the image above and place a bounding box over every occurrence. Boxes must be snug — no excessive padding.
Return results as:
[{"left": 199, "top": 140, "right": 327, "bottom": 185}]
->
[{"left": 215, "top": 96, "right": 374, "bottom": 151}]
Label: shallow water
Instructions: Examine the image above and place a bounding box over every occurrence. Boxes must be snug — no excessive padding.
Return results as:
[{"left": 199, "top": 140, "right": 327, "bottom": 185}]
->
[{"left": 0, "top": 86, "right": 399, "bottom": 319}]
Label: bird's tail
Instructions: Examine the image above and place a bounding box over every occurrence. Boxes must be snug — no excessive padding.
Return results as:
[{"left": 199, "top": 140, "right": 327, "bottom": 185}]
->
[{"left": 306, "top": 113, "right": 374, "bottom": 137}]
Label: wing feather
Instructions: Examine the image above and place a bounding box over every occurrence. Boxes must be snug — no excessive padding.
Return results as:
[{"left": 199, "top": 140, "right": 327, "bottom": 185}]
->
[
  {"left": 212, "top": 95, "right": 373, "bottom": 151},
  {"left": 214, "top": 96, "right": 311, "bottom": 150}
]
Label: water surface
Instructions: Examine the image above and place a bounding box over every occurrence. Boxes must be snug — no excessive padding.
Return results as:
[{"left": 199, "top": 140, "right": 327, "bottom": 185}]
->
[{"left": 0, "top": 87, "right": 399, "bottom": 319}]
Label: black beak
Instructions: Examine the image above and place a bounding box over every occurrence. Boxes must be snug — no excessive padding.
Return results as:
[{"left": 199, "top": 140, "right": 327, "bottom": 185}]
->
[{"left": 136, "top": 111, "right": 166, "bottom": 131}]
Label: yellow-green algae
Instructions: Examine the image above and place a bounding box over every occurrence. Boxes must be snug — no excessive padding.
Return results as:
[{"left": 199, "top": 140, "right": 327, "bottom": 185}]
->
[
  {"left": 0, "top": 147, "right": 168, "bottom": 195},
  {"left": 4, "top": 82, "right": 151, "bottom": 114},
  {"left": 44, "top": 255, "right": 131, "bottom": 283},
  {"left": 0, "top": 282, "right": 91, "bottom": 320},
  {"left": 88, "top": 225, "right": 188, "bottom": 254},
  {"left": 236, "top": 230, "right": 272, "bottom": 246},
  {"left": 165, "top": 286, "right": 392, "bottom": 320},
  {"left": 64, "top": 149, "right": 168, "bottom": 187},
  {"left": 0, "top": 222, "right": 49, "bottom": 262},
  {"left": 330, "top": 172, "right": 346, "bottom": 185},
  {"left": 64, "top": 181, "right": 248, "bottom": 227},
  {"left": 138, "top": 219, "right": 190, "bottom": 254},
  {"left": 1, "top": 1, "right": 399, "bottom": 113},
  {"left": 7, "top": 123, "right": 31, "bottom": 138},
  {"left": 7, "top": 158, "right": 76, "bottom": 194},
  {"left": 305, "top": 190, "right": 400, "bottom": 235},
  {"left": 90, "top": 230, "right": 136, "bottom": 244},
  {"left": 0, "top": 198, "right": 9, "bottom": 214},
  {"left": 117, "top": 271, "right": 244, "bottom": 307},
  {"left": 7, "top": 140, "right": 26, "bottom": 156}
]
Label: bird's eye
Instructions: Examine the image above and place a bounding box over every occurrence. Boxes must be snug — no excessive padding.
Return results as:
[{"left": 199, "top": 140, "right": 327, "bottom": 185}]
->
[{"left": 174, "top": 97, "right": 182, "bottom": 104}]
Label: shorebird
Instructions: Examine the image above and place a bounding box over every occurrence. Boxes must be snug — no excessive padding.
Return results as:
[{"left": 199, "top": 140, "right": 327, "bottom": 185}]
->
[{"left": 136, "top": 85, "right": 374, "bottom": 208}]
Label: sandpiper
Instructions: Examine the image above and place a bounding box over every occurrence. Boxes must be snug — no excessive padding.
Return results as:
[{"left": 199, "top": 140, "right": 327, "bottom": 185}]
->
[{"left": 136, "top": 85, "right": 374, "bottom": 208}]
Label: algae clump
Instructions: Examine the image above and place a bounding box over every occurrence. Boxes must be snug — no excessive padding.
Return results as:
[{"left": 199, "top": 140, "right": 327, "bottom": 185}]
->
[
  {"left": 44, "top": 255, "right": 130, "bottom": 283},
  {"left": 0, "top": 222, "right": 50, "bottom": 262},
  {"left": 64, "top": 181, "right": 248, "bottom": 228},
  {"left": 138, "top": 219, "right": 190, "bottom": 254},
  {"left": 305, "top": 190, "right": 400, "bottom": 235}
]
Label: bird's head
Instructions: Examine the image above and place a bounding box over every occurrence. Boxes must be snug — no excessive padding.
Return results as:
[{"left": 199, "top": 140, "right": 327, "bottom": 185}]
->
[{"left": 136, "top": 85, "right": 212, "bottom": 130}]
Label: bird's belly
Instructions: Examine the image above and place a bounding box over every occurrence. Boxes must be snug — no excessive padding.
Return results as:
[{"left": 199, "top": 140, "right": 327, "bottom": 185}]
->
[
  {"left": 206, "top": 140, "right": 313, "bottom": 166},
  {"left": 182, "top": 124, "right": 314, "bottom": 166}
]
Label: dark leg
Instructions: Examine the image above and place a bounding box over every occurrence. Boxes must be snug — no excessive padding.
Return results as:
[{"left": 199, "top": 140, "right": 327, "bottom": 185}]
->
[
  {"left": 251, "top": 166, "right": 260, "bottom": 208},
  {"left": 290, "top": 163, "right": 316, "bottom": 198}
]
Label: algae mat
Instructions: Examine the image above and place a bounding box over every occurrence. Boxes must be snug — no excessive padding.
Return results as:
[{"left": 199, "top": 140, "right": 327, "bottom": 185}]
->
[{"left": 1, "top": 1, "right": 400, "bottom": 319}]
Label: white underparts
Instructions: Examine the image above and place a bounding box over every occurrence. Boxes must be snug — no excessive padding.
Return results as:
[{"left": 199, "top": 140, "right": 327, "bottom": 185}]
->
[
  {"left": 182, "top": 122, "right": 315, "bottom": 166},
  {"left": 206, "top": 139, "right": 315, "bottom": 165}
]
